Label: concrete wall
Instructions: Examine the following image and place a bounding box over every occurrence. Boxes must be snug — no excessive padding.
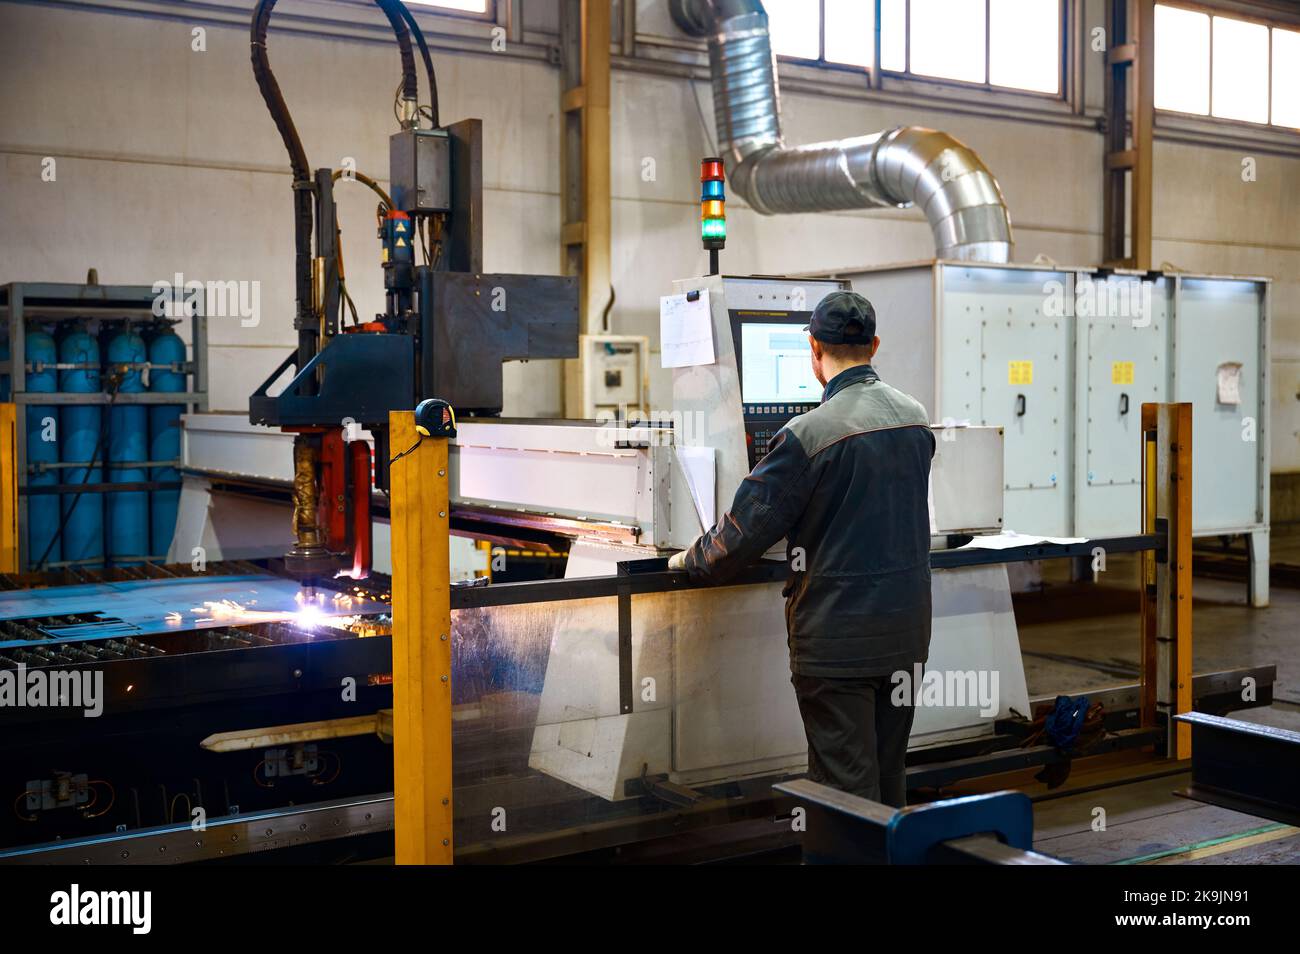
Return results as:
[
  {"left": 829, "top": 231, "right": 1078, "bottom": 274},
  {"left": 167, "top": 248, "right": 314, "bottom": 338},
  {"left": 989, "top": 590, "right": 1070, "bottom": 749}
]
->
[{"left": 2, "top": 0, "right": 1298, "bottom": 479}]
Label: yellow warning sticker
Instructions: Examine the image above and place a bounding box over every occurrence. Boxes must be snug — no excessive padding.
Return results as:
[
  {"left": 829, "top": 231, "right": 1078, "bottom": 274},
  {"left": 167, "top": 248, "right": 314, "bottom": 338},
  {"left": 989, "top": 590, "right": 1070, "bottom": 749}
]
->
[
  {"left": 1112, "top": 361, "right": 1134, "bottom": 385},
  {"left": 396, "top": 237, "right": 407, "bottom": 248},
  {"left": 1008, "top": 360, "right": 1034, "bottom": 385}
]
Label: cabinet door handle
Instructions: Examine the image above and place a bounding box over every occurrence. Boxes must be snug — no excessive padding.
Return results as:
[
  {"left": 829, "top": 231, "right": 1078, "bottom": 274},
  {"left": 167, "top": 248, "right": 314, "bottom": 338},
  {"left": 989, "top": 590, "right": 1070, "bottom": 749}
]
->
[
  {"left": 1016, "top": 394, "right": 1026, "bottom": 417},
  {"left": 1120, "top": 393, "right": 1130, "bottom": 416}
]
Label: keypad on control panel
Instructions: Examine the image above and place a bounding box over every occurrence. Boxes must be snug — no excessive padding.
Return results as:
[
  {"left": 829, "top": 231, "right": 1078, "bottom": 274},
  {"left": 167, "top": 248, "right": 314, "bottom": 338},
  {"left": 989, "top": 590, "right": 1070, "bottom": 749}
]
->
[{"left": 744, "top": 402, "right": 817, "bottom": 467}]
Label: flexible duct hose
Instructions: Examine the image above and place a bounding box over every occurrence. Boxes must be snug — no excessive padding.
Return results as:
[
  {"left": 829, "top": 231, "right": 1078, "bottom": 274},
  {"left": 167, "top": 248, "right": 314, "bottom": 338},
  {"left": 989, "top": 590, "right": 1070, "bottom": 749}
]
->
[{"left": 671, "top": 0, "right": 1014, "bottom": 262}]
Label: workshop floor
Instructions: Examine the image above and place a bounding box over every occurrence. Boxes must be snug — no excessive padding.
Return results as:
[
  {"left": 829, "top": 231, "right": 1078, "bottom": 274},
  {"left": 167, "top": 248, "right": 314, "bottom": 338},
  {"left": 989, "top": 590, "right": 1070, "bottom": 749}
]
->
[{"left": 1010, "top": 523, "right": 1300, "bottom": 864}]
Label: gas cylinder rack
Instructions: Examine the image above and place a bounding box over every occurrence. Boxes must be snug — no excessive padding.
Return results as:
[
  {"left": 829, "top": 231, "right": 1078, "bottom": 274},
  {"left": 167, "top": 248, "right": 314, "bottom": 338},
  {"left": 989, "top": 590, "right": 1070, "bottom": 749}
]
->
[{"left": 0, "top": 281, "right": 209, "bottom": 571}]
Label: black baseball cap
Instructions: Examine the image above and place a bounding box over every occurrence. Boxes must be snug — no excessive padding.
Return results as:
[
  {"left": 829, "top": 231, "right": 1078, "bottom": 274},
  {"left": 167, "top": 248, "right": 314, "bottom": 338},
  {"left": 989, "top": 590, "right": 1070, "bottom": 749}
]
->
[{"left": 805, "top": 291, "right": 877, "bottom": 345}]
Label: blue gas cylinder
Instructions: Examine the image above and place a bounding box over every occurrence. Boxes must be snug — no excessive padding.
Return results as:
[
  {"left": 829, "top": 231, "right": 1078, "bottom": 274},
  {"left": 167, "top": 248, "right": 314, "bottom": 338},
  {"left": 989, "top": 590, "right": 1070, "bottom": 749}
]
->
[
  {"left": 106, "top": 328, "right": 148, "bottom": 562},
  {"left": 148, "top": 329, "right": 186, "bottom": 559},
  {"left": 24, "top": 330, "right": 60, "bottom": 566},
  {"left": 58, "top": 326, "right": 103, "bottom": 565}
]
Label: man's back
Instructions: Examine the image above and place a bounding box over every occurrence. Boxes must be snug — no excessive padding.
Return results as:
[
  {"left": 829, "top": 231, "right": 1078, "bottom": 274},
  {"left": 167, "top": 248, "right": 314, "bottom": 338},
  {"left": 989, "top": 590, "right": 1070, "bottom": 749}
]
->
[
  {"left": 780, "top": 365, "right": 935, "bottom": 677},
  {"left": 681, "top": 363, "right": 936, "bottom": 677}
]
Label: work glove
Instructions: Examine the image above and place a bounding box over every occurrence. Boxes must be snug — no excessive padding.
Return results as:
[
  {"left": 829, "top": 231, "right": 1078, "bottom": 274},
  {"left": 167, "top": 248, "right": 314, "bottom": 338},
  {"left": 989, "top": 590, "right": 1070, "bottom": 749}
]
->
[{"left": 667, "top": 550, "right": 688, "bottom": 572}]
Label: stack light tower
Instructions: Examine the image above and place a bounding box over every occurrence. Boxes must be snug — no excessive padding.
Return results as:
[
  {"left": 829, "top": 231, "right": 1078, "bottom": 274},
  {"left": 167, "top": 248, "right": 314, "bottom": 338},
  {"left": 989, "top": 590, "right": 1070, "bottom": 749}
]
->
[{"left": 701, "top": 157, "right": 726, "bottom": 275}]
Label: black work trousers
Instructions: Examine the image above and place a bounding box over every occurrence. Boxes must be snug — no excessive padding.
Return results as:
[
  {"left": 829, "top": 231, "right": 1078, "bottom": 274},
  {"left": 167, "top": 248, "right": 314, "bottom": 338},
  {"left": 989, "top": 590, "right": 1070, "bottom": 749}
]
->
[{"left": 791, "top": 671, "right": 917, "bottom": 808}]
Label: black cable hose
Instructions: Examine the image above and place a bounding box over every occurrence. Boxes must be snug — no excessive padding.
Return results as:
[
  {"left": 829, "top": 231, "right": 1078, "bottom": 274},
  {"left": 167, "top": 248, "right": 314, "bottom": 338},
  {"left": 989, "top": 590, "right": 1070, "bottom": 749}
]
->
[
  {"left": 250, "top": 0, "right": 315, "bottom": 349},
  {"left": 249, "top": 0, "right": 419, "bottom": 377},
  {"left": 392, "top": 0, "right": 439, "bottom": 128},
  {"left": 373, "top": 0, "right": 418, "bottom": 104}
]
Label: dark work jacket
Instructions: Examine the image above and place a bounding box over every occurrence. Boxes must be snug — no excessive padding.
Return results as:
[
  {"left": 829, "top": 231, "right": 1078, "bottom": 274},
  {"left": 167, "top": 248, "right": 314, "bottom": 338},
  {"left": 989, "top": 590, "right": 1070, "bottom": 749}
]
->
[{"left": 682, "top": 364, "right": 936, "bottom": 678}]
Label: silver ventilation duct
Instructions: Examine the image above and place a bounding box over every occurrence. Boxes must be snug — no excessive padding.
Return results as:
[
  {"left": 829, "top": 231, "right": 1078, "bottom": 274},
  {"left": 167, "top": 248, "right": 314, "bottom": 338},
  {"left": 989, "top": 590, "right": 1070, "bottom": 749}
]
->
[{"left": 671, "top": 0, "right": 1014, "bottom": 262}]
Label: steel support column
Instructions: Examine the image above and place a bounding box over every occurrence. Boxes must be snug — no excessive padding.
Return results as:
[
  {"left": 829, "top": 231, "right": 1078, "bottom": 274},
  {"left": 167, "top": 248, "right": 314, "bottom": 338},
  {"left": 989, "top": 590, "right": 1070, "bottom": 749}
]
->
[
  {"left": 1140, "top": 402, "right": 1193, "bottom": 758},
  {"left": 1102, "top": 0, "right": 1154, "bottom": 269},
  {"left": 560, "top": 0, "right": 612, "bottom": 336}
]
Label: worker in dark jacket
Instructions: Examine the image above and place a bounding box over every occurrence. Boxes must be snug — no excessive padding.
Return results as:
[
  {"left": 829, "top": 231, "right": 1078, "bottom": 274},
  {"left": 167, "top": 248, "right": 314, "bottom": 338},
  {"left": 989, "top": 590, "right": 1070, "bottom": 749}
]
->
[{"left": 669, "top": 290, "right": 935, "bottom": 807}]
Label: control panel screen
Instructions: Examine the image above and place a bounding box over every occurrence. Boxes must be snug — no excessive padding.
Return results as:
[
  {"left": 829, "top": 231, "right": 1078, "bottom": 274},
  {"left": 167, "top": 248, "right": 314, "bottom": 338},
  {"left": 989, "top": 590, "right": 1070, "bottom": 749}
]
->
[{"left": 739, "top": 322, "right": 820, "bottom": 405}]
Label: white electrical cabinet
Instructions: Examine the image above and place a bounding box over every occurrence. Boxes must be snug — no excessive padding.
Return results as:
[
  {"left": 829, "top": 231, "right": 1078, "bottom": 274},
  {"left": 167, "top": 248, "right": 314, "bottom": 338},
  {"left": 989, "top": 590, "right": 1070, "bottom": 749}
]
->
[
  {"left": 564, "top": 333, "right": 650, "bottom": 419},
  {"left": 824, "top": 260, "right": 1271, "bottom": 603}
]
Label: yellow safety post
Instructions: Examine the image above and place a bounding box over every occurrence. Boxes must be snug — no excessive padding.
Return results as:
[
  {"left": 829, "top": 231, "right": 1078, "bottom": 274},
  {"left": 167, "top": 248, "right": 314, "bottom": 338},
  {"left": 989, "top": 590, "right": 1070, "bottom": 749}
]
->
[
  {"left": 0, "top": 403, "right": 17, "bottom": 573},
  {"left": 389, "top": 408, "right": 453, "bottom": 864},
  {"left": 1139, "top": 403, "right": 1193, "bottom": 759},
  {"left": 1139, "top": 411, "right": 1157, "bottom": 730}
]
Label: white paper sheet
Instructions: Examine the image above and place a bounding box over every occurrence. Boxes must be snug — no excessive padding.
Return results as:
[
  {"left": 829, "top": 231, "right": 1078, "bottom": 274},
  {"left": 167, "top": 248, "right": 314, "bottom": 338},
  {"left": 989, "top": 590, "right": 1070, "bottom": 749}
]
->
[
  {"left": 1216, "top": 361, "right": 1243, "bottom": 406},
  {"left": 676, "top": 445, "right": 717, "bottom": 532},
  {"left": 959, "top": 531, "right": 1085, "bottom": 551},
  {"left": 660, "top": 291, "right": 715, "bottom": 368}
]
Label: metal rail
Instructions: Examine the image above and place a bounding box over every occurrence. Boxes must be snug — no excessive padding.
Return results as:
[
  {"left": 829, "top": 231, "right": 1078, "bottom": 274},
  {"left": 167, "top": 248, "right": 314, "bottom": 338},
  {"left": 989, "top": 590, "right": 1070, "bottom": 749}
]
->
[
  {"left": 448, "top": 534, "right": 1166, "bottom": 611},
  {"left": 1175, "top": 712, "right": 1300, "bottom": 827},
  {"left": 0, "top": 794, "right": 395, "bottom": 866}
]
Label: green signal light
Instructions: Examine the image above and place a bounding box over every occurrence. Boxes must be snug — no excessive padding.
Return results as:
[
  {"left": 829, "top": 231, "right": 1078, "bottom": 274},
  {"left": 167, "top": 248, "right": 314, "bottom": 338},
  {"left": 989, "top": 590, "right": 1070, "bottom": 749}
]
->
[{"left": 701, "top": 218, "right": 727, "bottom": 240}]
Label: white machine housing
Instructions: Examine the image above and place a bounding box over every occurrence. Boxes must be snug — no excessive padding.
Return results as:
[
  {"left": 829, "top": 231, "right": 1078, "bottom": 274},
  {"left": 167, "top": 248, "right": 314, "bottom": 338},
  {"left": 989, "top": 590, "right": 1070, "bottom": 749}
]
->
[{"left": 820, "top": 260, "right": 1271, "bottom": 603}]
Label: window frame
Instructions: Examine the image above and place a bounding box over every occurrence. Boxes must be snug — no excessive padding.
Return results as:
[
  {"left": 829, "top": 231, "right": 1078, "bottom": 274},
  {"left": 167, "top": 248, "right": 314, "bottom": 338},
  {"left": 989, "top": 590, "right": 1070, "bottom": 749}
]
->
[
  {"left": 1155, "top": 1, "right": 1300, "bottom": 132},
  {"left": 762, "top": 0, "right": 870, "bottom": 73},
  {"left": 768, "top": 0, "right": 1071, "bottom": 103},
  {"left": 401, "top": 0, "right": 495, "bottom": 21}
]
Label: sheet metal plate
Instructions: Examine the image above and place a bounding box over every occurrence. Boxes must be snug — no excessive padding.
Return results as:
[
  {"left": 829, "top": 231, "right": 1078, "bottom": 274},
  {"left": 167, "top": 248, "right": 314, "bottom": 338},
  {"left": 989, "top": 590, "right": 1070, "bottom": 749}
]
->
[{"left": 0, "top": 575, "right": 389, "bottom": 648}]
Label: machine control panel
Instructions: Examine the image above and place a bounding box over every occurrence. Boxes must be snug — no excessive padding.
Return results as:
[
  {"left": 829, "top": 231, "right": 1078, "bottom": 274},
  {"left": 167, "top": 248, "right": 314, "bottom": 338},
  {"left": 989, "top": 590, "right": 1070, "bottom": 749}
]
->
[
  {"left": 730, "top": 310, "right": 822, "bottom": 468},
  {"left": 743, "top": 403, "right": 819, "bottom": 465}
]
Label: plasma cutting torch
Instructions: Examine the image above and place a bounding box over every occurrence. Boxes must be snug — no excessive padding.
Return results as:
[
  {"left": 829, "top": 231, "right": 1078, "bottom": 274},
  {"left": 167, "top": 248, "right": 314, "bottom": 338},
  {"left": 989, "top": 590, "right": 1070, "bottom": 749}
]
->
[{"left": 245, "top": 0, "right": 579, "bottom": 596}]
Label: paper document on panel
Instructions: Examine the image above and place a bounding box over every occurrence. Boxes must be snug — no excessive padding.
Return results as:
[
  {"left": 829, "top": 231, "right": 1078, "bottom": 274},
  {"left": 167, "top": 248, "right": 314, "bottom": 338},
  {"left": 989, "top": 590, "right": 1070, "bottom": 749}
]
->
[
  {"left": 1216, "top": 361, "right": 1243, "bottom": 406},
  {"left": 676, "top": 445, "right": 717, "bottom": 533},
  {"left": 660, "top": 291, "right": 715, "bottom": 368}
]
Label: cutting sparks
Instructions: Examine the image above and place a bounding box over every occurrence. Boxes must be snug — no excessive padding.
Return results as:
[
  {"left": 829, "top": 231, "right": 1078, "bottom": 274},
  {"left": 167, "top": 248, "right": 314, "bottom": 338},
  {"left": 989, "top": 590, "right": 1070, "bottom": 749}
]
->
[
  {"left": 190, "top": 599, "right": 286, "bottom": 623},
  {"left": 167, "top": 588, "right": 370, "bottom": 631}
]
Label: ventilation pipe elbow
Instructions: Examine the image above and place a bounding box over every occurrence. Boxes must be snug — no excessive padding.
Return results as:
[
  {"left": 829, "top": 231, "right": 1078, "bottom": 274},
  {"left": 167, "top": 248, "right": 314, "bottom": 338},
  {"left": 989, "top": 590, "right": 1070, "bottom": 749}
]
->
[{"left": 671, "top": 0, "right": 1014, "bottom": 263}]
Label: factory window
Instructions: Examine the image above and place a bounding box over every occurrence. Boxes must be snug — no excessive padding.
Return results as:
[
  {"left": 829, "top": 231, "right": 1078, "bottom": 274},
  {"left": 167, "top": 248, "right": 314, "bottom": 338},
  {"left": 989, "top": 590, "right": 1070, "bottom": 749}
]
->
[
  {"left": 910, "top": 0, "right": 988, "bottom": 83},
  {"left": 988, "top": 0, "right": 1063, "bottom": 93},
  {"left": 823, "top": 0, "right": 875, "bottom": 67},
  {"left": 779, "top": 0, "right": 1063, "bottom": 94},
  {"left": 765, "top": 0, "right": 874, "bottom": 66},
  {"left": 881, "top": 0, "right": 906, "bottom": 70},
  {"left": 909, "top": 0, "right": 1062, "bottom": 93},
  {"left": 1155, "top": 4, "right": 1300, "bottom": 130},
  {"left": 1274, "top": 29, "right": 1300, "bottom": 128},
  {"left": 405, "top": 0, "right": 489, "bottom": 13},
  {"left": 1212, "top": 16, "right": 1269, "bottom": 124},
  {"left": 1154, "top": 5, "right": 1210, "bottom": 115}
]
